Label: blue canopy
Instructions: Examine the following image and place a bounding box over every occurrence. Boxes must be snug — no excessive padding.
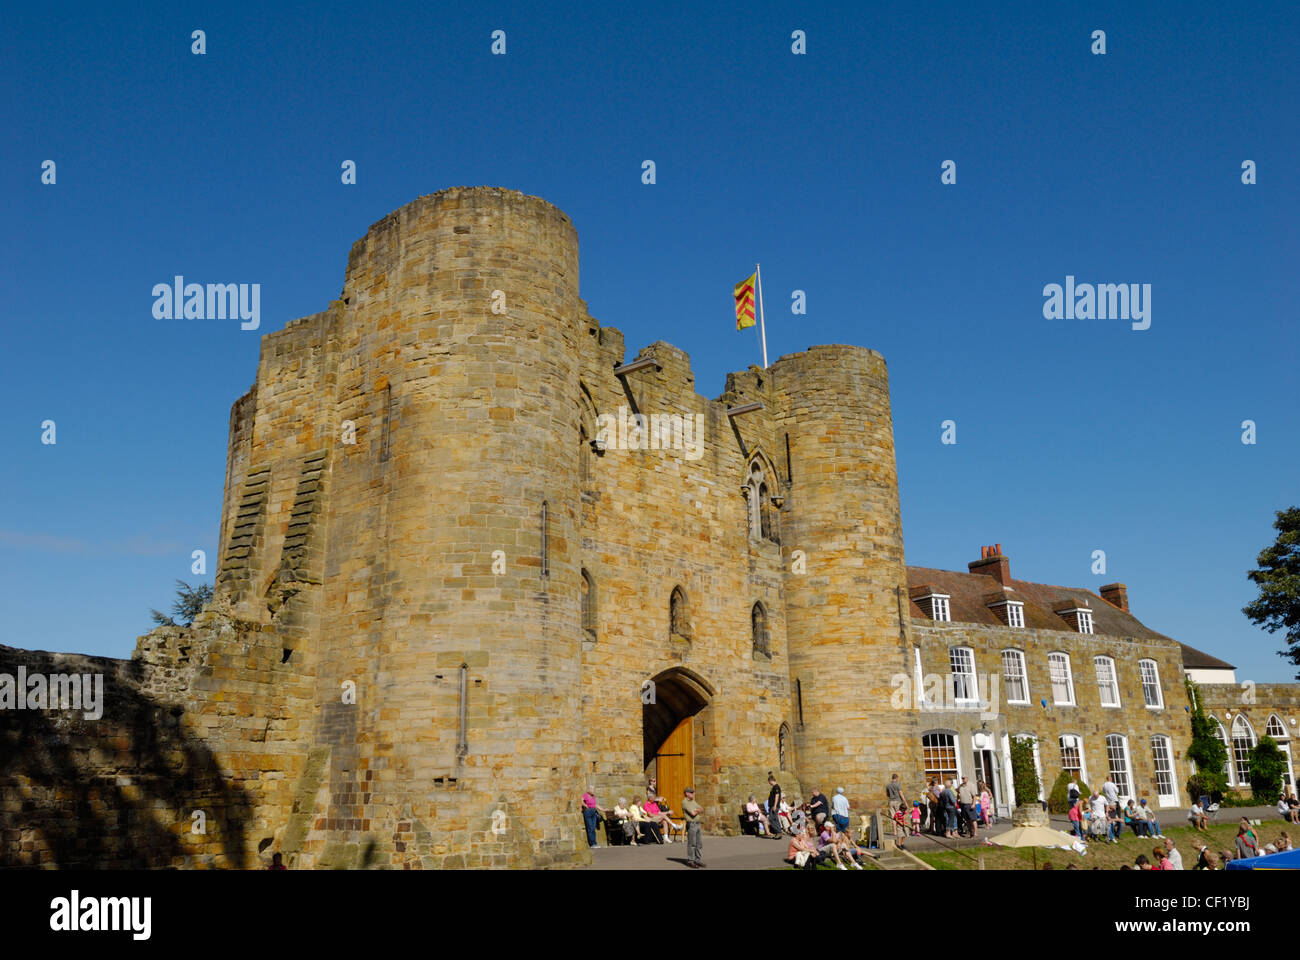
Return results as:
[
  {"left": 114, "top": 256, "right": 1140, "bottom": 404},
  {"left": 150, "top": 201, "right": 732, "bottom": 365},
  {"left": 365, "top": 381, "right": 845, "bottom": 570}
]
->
[{"left": 1225, "top": 847, "right": 1300, "bottom": 870}]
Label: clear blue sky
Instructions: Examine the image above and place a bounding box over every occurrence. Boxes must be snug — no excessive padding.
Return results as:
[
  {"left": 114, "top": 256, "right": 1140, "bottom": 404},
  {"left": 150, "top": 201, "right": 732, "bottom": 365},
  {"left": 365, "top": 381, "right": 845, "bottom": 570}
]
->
[{"left": 3, "top": 1, "right": 1297, "bottom": 681}]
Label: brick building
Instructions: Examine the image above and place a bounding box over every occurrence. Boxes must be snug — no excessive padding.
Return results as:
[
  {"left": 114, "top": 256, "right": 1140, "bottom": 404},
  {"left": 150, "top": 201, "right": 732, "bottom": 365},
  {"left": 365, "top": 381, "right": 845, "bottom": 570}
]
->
[{"left": 1, "top": 187, "right": 1293, "bottom": 868}]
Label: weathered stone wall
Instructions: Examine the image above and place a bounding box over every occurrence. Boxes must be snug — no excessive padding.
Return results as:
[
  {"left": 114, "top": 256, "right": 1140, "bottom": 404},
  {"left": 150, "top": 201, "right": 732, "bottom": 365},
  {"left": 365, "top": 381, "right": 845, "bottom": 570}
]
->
[
  {"left": 772, "top": 346, "right": 918, "bottom": 807},
  {"left": 1197, "top": 682, "right": 1300, "bottom": 795},
  {"left": 911, "top": 621, "right": 1193, "bottom": 809}
]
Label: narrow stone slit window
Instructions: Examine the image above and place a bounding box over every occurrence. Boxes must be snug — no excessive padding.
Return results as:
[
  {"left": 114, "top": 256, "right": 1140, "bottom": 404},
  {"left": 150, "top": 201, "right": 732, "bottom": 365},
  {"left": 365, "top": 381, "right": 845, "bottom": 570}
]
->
[
  {"left": 380, "top": 383, "right": 393, "bottom": 462},
  {"left": 540, "top": 500, "right": 549, "bottom": 578},
  {"left": 580, "top": 568, "right": 596, "bottom": 640}
]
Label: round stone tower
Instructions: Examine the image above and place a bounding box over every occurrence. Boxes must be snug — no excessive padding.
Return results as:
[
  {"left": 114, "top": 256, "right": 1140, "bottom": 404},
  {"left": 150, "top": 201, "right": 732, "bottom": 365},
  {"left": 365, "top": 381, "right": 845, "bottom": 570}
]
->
[
  {"left": 770, "top": 345, "right": 918, "bottom": 807},
  {"left": 309, "top": 187, "right": 588, "bottom": 868}
]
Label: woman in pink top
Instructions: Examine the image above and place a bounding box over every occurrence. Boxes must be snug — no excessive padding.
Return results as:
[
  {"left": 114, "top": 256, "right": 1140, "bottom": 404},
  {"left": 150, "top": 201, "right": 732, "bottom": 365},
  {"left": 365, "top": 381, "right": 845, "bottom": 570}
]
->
[
  {"left": 979, "top": 783, "right": 993, "bottom": 826},
  {"left": 641, "top": 797, "right": 681, "bottom": 838}
]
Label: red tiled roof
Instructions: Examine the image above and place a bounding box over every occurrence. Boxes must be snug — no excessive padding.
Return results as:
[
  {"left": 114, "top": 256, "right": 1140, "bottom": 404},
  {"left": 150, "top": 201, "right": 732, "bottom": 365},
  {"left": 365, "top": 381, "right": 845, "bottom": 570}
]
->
[{"left": 906, "top": 566, "right": 1174, "bottom": 641}]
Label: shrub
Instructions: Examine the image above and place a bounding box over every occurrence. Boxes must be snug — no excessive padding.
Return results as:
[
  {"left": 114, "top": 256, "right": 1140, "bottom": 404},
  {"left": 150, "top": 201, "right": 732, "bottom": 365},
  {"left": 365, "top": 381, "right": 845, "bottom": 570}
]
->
[
  {"left": 1046, "top": 769, "right": 1090, "bottom": 815},
  {"left": 1010, "top": 737, "right": 1040, "bottom": 807},
  {"left": 1248, "top": 736, "right": 1288, "bottom": 804},
  {"left": 1185, "top": 773, "right": 1223, "bottom": 806}
]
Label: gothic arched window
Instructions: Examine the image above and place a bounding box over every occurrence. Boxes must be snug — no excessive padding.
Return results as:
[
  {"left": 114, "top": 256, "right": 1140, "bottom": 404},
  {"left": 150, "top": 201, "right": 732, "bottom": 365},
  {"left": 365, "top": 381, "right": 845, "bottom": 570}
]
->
[
  {"left": 752, "top": 601, "right": 770, "bottom": 657},
  {"left": 581, "top": 568, "right": 596, "bottom": 640},
  {"left": 670, "top": 586, "right": 690, "bottom": 640}
]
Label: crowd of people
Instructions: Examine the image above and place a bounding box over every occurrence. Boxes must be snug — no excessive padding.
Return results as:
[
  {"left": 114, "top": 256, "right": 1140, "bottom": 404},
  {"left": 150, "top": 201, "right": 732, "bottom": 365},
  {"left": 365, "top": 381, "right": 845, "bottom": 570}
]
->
[
  {"left": 584, "top": 771, "right": 1300, "bottom": 871},
  {"left": 1063, "top": 775, "right": 1166, "bottom": 844}
]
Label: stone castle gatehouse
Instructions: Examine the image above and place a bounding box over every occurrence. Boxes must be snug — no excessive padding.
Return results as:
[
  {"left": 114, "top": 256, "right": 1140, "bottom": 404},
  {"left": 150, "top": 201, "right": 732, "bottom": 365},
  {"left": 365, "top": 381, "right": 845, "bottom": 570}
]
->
[{"left": 1, "top": 187, "right": 1292, "bottom": 869}]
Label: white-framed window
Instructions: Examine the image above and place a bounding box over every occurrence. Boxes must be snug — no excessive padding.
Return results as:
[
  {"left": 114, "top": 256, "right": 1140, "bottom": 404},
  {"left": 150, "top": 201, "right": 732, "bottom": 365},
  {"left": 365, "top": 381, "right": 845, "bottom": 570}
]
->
[
  {"left": 932, "top": 595, "right": 951, "bottom": 622},
  {"left": 1150, "top": 734, "right": 1177, "bottom": 806},
  {"left": 1232, "top": 715, "right": 1256, "bottom": 783},
  {"left": 1094, "top": 656, "right": 1120, "bottom": 708},
  {"left": 1059, "top": 734, "right": 1087, "bottom": 782},
  {"left": 922, "top": 731, "right": 960, "bottom": 784},
  {"left": 1267, "top": 715, "right": 1288, "bottom": 740},
  {"left": 1211, "top": 718, "right": 1233, "bottom": 785},
  {"left": 1007, "top": 601, "right": 1025, "bottom": 628},
  {"left": 1077, "top": 609, "right": 1094, "bottom": 634},
  {"left": 949, "top": 647, "right": 977, "bottom": 703},
  {"left": 1105, "top": 734, "right": 1133, "bottom": 799},
  {"left": 1002, "top": 649, "right": 1029, "bottom": 704},
  {"left": 1139, "top": 659, "right": 1163, "bottom": 709},
  {"left": 1049, "top": 652, "right": 1074, "bottom": 705}
]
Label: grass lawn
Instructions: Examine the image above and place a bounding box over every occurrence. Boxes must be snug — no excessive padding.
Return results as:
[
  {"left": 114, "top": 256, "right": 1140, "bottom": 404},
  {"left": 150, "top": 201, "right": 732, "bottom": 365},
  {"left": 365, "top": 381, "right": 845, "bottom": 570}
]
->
[{"left": 913, "top": 819, "right": 1293, "bottom": 871}]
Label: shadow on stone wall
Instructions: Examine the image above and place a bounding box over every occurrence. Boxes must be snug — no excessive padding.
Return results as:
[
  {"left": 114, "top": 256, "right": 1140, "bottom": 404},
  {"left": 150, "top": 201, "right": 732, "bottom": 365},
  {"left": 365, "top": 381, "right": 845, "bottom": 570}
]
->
[{"left": 0, "top": 646, "right": 252, "bottom": 869}]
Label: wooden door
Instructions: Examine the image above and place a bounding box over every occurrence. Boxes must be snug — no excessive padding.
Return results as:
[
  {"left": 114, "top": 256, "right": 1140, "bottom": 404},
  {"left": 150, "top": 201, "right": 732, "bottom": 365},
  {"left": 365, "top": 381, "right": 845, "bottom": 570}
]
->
[{"left": 655, "top": 716, "right": 694, "bottom": 813}]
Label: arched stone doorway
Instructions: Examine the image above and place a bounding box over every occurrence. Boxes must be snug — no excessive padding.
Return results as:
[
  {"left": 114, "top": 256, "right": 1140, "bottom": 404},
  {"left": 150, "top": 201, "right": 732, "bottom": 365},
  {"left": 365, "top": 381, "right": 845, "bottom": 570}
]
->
[{"left": 643, "top": 668, "right": 714, "bottom": 812}]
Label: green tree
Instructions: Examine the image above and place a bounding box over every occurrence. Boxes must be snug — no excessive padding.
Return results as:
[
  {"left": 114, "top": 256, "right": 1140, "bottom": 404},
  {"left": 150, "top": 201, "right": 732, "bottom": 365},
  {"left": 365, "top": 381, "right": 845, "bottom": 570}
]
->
[
  {"left": 1010, "top": 736, "right": 1040, "bottom": 807},
  {"left": 1046, "top": 769, "right": 1090, "bottom": 815},
  {"left": 150, "top": 580, "right": 213, "bottom": 627},
  {"left": 1184, "top": 679, "right": 1228, "bottom": 802},
  {"left": 1243, "top": 506, "right": 1300, "bottom": 677},
  {"left": 1248, "top": 736, "right": 1288, "bottom": 804}
]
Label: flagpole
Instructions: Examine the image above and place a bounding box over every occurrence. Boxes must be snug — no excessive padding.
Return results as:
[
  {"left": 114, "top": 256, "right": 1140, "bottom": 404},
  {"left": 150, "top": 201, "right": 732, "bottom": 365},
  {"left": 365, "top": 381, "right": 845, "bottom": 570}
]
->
[{"left": 755, "top": 262, "right": 769, "bottom": 369}]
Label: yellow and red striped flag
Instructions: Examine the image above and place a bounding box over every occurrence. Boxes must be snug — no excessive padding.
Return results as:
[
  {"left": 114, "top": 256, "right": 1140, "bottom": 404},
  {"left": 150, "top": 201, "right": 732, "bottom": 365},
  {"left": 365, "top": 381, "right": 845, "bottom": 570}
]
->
[{"left": 734, "top": 272, "right": 757, "bottom": 329}]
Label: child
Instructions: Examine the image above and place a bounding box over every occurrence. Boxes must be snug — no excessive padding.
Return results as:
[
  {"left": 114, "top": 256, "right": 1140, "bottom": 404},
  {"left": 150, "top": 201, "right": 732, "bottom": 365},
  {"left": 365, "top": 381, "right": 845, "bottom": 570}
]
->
[
  {"left": 909, "top": 801, "right": 922, "bottom": 836},
  {"left": 1068, "top": 800, "right": 1084, "bottom": 840},
  {"left": 892, "top": 805, "right": 908, "bottom": 848}
]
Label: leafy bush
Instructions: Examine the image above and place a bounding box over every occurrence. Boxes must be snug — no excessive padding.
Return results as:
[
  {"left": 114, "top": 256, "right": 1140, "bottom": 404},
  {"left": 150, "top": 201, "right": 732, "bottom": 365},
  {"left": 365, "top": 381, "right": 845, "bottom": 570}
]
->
[
  {"left": 1010, "top": 737, "right": 1040, "bottom": 807},
  {"left": 1219, "top": 792, "right": 1259, "bottom": 808},
  {"left": 1185, "top": 773, "right": 1223, "bottom": 806},
  {"left": 1046, "top": 769, "right": 1090, "bottom": 814},
  {"left": 1248, "top": 736, "right": 1288, "bottom": 804}
]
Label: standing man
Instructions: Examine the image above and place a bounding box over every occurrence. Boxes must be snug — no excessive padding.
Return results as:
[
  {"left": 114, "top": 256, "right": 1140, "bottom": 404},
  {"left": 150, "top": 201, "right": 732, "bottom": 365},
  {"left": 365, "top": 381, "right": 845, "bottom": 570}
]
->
[
  {"left": 1102, "top": 773, "right": 1120, "bottom": 811},
  {"left": 956, "top": 776, "right": 979, "bottom": 838},
  {"left": 831, "top": 787, "right": 851, "bottom": 833},
  {"left": 766, "top": 772, "right": 783, "bottom": 837},
  {"left": 682, "top": 787, "right": 705, "bottom": 868},
  {"left": 928, "top": 779, "right": 943, "bottom": 836},
  {"left": 885, "top": 773, "right": 906, "bottom": 814}
]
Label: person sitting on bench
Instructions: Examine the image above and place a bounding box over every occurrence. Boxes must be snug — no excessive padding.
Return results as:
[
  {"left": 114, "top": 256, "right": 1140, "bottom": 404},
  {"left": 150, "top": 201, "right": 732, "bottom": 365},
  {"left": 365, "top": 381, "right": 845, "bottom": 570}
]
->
[
  {"left": 612, "top": 798, "right": 639, "bottom": 845},
  {"left": 742, "top": 795, "right": 769, "bottom": 835},
  {"left": 642, "top": 796, "right": 682, "bottom": 838},
  {"left": 629, "top": 797, "right": 666, "bottom": 843}
]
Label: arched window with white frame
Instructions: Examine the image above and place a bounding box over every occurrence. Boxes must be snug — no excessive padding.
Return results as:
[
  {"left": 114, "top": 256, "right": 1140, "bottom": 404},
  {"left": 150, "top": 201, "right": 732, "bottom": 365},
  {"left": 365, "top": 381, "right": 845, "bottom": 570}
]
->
[
  {"left": 1232, "top": 715, "right": 1256, "bottom": 784},
  {"left": 922, "top": 731, "right": 960, "bottom": 785}
]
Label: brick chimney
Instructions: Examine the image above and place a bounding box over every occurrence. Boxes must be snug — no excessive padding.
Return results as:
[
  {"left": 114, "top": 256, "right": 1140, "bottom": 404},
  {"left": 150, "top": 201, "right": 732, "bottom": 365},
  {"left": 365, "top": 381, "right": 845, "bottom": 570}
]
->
[
  {"left": 1100, "top": 583, "right": 1129, "bottom": 613},
  {"left": 968, "top": 543, "right": 1010, "bottom": 586}
]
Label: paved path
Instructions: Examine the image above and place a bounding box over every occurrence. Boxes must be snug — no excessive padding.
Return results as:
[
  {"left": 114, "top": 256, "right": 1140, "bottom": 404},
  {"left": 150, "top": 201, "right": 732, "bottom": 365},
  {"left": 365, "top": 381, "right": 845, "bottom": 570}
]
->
[{"left": 581, "top": 805, "right": 1289, "bottom": 870}]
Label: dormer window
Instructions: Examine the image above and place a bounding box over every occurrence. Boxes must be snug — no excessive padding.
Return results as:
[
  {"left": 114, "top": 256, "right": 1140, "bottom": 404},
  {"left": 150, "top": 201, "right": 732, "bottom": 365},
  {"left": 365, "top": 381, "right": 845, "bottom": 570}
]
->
[
  {"left": 911, "top": 586, "right": 951, "bottom": 622},
  {"left": 1053, "top": 600, "right": 1094, "bottom": 634},
  {"left": 986, "top": 594, "right": 1025, "bottom": 628}
]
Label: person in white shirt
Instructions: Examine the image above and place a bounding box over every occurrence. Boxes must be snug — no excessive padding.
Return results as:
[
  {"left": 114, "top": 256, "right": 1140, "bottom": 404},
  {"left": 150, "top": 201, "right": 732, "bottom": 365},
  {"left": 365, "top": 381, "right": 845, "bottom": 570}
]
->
[
  {"left": 1164, "top": 837, "right": 1184, "bottom": 870},
  {"left": 1188, "top": 801, "right": 1208, "bottom": 831},
  {"left": 831, "top": 787, "right": 851, "bottom": 833},
  {"left": 1102, "top": 776, "right": 1120, "bottom": 808}
]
